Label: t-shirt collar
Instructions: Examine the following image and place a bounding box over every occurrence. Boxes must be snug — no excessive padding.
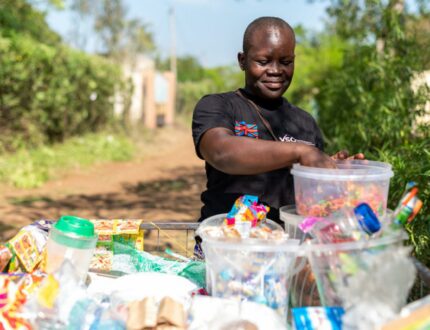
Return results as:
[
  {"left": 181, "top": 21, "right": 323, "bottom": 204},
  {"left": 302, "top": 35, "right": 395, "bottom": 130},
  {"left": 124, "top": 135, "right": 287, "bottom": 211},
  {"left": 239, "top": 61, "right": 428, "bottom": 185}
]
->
[{"left": 239, "top": 88, "right": 285, "bottom": 110}]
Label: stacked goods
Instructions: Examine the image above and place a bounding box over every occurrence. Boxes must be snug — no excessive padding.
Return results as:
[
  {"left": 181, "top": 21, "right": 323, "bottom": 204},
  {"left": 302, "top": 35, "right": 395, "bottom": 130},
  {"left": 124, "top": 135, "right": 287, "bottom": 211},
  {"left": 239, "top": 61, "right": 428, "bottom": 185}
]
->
[{"left": 89, "top": 219, "right": 144, "bottom": 273}]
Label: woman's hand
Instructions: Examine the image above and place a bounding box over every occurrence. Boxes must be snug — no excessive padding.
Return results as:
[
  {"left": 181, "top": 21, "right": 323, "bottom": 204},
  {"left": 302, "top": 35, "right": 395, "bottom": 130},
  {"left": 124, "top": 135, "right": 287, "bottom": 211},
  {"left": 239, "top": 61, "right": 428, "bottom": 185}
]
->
[{"left": 331, "top": 149, "right": 365, "bottom": 160}]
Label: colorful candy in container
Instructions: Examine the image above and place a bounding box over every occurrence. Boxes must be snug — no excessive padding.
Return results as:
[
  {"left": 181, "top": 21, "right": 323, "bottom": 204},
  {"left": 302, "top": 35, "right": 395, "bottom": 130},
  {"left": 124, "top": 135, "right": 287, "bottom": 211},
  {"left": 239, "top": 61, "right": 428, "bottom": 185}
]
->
[
  {"left": 197, "top": 195, "right": 300, "bottom": 324},
  {"left": 299, "top": 203, "right": 382, "bottom": 244},
  {"left": 298, "top": 183, "right": 422, "bottom": 330},
  {"left": 291, "top": 160, "right": 394, "bottom": 218}
]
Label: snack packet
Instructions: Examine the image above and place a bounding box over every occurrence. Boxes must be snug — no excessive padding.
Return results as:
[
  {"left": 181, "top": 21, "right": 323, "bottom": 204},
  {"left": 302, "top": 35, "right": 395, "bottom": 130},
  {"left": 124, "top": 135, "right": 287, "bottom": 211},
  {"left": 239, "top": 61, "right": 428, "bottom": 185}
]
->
[{"left": 7, "top": 230, "right": 41, "bottom": 272}]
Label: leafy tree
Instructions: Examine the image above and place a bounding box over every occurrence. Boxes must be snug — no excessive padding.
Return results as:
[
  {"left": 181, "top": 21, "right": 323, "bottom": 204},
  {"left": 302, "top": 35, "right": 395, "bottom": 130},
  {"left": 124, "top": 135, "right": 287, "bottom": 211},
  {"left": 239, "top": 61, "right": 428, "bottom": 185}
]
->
[
  {"left": 0, "top": 0, "right": 61, "bottom": 45},
  {"left": 314, "top": 0, "right": 430, "bottom": 265},
  {"left": 68, "top": 0, "right": 155, "bottom": 61}
]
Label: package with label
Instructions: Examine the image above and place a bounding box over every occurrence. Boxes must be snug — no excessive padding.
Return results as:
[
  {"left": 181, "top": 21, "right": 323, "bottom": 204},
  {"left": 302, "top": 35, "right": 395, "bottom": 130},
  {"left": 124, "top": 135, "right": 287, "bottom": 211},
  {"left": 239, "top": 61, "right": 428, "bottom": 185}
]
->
[{"left": 89, "top": 219, "right": 143, "bottom": 273}]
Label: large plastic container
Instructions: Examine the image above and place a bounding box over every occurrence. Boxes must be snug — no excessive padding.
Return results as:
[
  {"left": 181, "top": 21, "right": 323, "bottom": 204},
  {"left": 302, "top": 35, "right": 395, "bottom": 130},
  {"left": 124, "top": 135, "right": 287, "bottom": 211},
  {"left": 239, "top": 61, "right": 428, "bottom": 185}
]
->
[
  {"left": 307, "top": 231, "right": 406, "bottom": 307},
  {"left": 45, "top": 215, "right": 98, "bottom": 281},
  {"left": 197, "top": 214, "right": 300, "bottom": 322},
  {"left": 279, "top": 205, "right": 397, "bottom": 308},
  {"left": 291, "top": 160, "right": 393, "bottom": 218}
]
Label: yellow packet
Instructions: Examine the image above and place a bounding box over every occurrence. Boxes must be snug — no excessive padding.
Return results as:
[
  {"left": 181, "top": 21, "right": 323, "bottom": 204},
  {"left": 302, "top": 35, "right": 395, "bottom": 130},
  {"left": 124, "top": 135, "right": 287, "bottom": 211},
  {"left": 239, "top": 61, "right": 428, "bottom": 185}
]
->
[
  {"left": 37, "top": 274, "right": 60, "bottom": 309},
  {"left": 7, "top": 231, "right": 40, "bottom": 272}
]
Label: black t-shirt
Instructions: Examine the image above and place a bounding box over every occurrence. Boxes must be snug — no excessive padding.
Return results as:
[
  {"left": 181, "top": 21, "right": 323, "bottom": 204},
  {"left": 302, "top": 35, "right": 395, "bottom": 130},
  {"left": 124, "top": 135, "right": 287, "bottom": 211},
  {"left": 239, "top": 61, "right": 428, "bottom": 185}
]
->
[{"left": 192, "top": 89, "right": 324, "bottom": 223}]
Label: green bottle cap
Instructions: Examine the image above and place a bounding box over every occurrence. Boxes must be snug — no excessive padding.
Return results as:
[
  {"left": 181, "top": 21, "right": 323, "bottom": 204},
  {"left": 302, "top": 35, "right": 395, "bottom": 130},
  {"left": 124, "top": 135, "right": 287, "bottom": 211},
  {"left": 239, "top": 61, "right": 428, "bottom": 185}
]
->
[{"left": 51, "top": 215, "right": 97, "bottom": 249}]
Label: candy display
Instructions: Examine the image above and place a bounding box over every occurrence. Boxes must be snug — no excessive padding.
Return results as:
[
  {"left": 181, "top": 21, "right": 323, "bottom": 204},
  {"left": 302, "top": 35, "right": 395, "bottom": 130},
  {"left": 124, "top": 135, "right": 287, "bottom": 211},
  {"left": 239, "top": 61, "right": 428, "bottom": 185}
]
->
[
  {"left": 291, "top": 160, "right": 393, "bottom": 218},
  {"left": 299, "top": 203, "right": 382, "bottom": 244},
  {"left": 198, "top": 195, "right": 286, "bottom": 241},
  {"left": 295, "top": 182, "right": 388, "bottom": 217},
  {"left": 197, "top": 196, "right": 300, "bottom": 322},
  {"left": 205, "top": 249, "right": 293, "bottom": 317}
]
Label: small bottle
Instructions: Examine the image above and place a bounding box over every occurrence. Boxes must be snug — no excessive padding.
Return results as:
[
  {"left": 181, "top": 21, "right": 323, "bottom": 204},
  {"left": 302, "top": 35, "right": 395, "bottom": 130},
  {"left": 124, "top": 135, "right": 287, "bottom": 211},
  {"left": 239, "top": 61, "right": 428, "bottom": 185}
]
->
[{"left": 299, "top": 203, "right": 381, "bottom": 244}]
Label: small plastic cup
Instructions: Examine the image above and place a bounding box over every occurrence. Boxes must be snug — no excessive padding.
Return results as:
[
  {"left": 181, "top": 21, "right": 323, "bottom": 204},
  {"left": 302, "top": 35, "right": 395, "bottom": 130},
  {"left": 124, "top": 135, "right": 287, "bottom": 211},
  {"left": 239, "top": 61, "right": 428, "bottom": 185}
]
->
[{"left": 45, "top": 215, "right": 98, "bottom": 280}]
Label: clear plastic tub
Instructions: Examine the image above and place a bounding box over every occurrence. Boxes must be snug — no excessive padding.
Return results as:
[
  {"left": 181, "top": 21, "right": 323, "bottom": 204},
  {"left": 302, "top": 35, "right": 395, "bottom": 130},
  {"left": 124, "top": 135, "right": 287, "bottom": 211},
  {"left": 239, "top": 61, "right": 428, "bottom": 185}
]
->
[
  {"left": 307, "top": 231, "right": 407, "bottom": 307},
  {"left": 279, "top": 205, "right": 396, "bottom": 308},
  {"left": 291, "top": 160, "right": 393, "bottom": 218},
  {"left": 196, "top": 214, "right": 300, "bottom": 322},
  {"left": 279, "top": 206, "right": 320, "bottom": 308}
]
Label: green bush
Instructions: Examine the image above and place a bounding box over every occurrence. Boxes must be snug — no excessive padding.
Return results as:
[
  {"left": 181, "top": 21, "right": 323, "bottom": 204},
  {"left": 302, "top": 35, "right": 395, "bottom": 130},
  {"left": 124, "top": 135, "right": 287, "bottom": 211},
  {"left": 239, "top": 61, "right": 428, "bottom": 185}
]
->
[
  {"left": 0, "top": 33, "right": 126, "bottom": 152},
  {"left": 314, "top": 7, "right": 430, "bottom": 266},
  {"left": 0, "top": 132, "right": 134, "bottom": 188}
]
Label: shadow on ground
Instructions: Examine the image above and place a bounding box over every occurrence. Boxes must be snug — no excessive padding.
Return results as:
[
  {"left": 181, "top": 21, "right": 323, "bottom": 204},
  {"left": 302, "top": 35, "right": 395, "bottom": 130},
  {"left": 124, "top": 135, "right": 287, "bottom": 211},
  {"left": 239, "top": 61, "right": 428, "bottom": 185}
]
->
[{"left": 1, "top": 166, "right": 206, "bottom": 241}]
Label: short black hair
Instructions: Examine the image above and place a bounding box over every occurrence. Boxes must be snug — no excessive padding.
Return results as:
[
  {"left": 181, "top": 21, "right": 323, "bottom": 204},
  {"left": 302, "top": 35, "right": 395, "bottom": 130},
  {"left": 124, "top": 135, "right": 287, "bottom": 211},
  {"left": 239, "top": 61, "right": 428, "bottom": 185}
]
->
[{"left": 243, "top": 17, "right": 294, "bottom": 53}]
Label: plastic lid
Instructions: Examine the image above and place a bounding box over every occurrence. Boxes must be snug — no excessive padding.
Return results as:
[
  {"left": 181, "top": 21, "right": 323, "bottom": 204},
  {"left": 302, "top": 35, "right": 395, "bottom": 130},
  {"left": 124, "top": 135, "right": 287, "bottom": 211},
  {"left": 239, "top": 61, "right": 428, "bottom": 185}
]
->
[
  {"left": 291, "top": 160, "right": 394, "bottom": 181},
  {"left": 354, "top": 203, "right": 381, "bottom": 234},
  {"left": 54, "top": 215, "right": 95, "bottom": 237}
]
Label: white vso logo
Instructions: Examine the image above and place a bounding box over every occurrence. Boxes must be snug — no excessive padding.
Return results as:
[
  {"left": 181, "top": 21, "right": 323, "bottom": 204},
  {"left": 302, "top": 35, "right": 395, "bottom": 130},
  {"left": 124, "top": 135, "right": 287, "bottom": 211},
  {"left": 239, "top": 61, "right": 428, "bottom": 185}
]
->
[{"left": 279, "top": 135, "right": 297, "bottom": 142}]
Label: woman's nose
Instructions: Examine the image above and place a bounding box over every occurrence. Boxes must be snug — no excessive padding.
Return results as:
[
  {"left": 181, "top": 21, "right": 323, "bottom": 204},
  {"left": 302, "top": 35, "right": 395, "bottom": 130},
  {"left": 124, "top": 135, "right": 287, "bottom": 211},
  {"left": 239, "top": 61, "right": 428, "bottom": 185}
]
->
[{"left": 267, "top": 62, "right": 281, "bottom": 74}]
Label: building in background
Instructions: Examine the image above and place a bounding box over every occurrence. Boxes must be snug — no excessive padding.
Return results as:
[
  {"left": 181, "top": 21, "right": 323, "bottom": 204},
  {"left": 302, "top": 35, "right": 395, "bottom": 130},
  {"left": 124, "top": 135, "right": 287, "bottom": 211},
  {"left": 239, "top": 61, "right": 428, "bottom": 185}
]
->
[{"left": 116, "top": 55, "right": 176, "bottom": 129}]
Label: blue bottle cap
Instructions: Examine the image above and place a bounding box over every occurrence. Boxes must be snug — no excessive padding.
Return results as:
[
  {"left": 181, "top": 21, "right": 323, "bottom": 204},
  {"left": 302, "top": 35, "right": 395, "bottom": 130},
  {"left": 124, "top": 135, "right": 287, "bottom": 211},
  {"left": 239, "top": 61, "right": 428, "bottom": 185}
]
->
[{"left": 354, "top": 203, "right": 381, "bottom": 234}]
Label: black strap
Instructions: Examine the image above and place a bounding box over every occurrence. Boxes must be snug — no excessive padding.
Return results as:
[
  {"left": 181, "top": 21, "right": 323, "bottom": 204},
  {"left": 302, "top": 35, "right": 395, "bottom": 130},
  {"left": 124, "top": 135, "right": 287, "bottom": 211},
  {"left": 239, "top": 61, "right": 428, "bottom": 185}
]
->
[{"left": 235, "top": 90, "right": 279, "bottom": 141}]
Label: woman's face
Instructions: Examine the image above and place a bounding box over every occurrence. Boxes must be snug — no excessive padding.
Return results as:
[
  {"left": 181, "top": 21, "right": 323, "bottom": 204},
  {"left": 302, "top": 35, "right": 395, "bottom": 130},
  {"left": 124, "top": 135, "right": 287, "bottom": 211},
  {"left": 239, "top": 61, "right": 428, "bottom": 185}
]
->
[{"left": 238, "top": 26, "right": 296, "bottom": 100}]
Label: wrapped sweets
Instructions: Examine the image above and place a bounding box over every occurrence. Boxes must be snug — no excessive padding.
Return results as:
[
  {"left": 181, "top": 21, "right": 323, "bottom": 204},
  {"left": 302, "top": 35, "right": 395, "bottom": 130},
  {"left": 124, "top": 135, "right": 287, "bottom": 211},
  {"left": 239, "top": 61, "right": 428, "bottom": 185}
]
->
[
  {"left": 201, "top": 195, "right": 286, "bottom": 240},
  {"left": 199, "top": 195, "right": 298, "bottom": 320},
  {"left": 296, "top": 182, "right": 387, "bottom": 217}
]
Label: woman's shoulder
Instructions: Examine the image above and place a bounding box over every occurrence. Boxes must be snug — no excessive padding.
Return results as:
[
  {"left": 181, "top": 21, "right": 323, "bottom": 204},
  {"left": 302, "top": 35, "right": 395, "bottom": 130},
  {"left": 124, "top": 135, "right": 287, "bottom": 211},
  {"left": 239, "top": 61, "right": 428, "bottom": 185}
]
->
[{"left": 284, "top": 100, "right": 317, "bottom": 123}]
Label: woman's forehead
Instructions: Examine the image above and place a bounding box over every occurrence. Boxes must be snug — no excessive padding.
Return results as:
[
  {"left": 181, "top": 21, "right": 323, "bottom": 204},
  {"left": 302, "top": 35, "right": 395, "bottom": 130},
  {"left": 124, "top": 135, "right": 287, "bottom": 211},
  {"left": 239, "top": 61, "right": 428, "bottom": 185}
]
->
[{"left": 247, "top": 27, "right": 295, "bottom": 54}]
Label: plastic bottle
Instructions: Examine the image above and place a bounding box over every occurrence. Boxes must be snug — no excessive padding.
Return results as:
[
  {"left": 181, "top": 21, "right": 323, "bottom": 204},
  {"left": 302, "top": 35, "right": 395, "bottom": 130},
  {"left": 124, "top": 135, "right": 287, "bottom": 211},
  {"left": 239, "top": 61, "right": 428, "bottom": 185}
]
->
[
  {"left": 45, "top": 215, "right": 98, "bottom": 281},
  {"left": 299, "top": 203, "right": 381, "bottom": 244}
]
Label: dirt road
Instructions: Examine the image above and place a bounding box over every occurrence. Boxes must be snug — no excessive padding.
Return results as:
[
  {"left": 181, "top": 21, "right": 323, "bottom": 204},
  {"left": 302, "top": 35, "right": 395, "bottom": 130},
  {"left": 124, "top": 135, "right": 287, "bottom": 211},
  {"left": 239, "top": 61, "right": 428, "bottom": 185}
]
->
[{"left": 0, "top": 125, "right": 206, "bottom": 241}]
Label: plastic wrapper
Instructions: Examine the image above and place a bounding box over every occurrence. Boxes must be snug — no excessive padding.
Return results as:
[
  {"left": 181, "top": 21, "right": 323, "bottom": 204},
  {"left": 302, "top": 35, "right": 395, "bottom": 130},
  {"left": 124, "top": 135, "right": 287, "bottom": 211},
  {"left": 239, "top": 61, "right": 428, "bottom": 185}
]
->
[
  {"left": 0, "top": 272, "right": 45, "bottom": 330},
  {"left": 131, "top": 249, "right": 206, "bottom": 288},
  {"left": 339, "top": 247, "right": 416, "bottom": 330},
  {"left": 6, "top": 230, "right": 41, "bottom": 272},
  {"left": 89, "top": 219, "right": 144, "bottom": 273},
  {"left": 90, "top": 240, "right": 206, "bottom": 288},
  {"left": 188, "top": 296, "right": 285, "bottom": 330},
  {"left": 292, "top": 307, "right": 344, "bottom": 330},
  {"left": 22, "top": 260, "right": 88, "bottom": 328}
]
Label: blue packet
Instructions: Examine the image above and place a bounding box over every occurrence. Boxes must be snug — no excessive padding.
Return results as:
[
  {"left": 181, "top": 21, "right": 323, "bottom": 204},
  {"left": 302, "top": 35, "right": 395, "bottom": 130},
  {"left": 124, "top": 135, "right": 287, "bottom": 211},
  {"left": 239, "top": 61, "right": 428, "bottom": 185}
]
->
[{"left": 292, "top": 307, "right": 345, "bottom": 330}]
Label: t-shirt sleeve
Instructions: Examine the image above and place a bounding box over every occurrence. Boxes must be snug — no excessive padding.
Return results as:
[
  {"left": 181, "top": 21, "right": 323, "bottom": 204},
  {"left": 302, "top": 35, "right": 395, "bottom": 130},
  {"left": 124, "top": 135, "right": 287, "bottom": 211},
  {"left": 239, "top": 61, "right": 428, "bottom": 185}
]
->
[{"left": 192, "top": 94, "right": 234, "bottom": 159}]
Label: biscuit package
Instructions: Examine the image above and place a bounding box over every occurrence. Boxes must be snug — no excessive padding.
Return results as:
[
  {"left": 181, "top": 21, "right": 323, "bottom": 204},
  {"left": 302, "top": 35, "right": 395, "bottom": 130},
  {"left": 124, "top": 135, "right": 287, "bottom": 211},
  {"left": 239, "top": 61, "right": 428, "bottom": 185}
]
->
[{"left": 89, "top": 219, "right": 144, "bottom": 273}]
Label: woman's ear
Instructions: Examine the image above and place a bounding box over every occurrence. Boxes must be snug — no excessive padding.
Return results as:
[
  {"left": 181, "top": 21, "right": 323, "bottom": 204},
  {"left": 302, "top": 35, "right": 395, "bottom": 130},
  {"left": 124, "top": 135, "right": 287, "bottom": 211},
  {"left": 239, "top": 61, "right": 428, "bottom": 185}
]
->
[{"left": 237, "top": 52, "right": 245, "bottom": 71}]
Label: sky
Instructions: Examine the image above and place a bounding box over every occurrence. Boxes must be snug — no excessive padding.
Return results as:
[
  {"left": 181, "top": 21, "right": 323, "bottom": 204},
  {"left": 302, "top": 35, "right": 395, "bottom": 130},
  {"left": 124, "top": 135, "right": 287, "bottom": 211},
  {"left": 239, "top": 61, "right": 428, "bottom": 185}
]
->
[{"left": 43, "top": 0, "right": 329, "bottom": 68}]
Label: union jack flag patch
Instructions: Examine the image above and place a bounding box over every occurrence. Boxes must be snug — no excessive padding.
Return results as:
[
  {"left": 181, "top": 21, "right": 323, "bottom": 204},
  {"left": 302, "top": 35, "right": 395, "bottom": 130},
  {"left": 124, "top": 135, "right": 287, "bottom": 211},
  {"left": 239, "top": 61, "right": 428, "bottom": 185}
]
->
[{"left": 234, "top": 121, "right": 258, "bottom": 138}]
